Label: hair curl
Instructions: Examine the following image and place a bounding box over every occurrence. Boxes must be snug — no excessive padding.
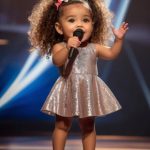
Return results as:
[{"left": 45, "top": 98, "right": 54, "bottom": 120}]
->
[{"left": 28, "top": 0, "right": 113, "bottom": 55}]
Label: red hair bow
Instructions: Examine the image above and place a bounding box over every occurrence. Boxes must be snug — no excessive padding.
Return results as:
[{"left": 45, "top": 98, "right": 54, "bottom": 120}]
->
[
  {"left": 55, "top": 0, "right": 68, "bottom": 10},
  {"left": 55, "top": 0, "right": 62, "bottom": 10}
]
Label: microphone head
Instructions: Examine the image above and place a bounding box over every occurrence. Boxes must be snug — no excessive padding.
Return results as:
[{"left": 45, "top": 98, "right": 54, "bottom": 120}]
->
[{"left": 73, "top": 29, "right": 84, "bottom": 41}]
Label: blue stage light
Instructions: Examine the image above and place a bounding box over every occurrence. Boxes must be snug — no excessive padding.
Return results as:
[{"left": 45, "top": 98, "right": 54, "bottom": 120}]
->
[
  {"left": 114, "top": 0, "right": 131, "bottom": 28},
  {"left": 0, "top": 50, "right": 52, "bottom": 108},
  {"left": 105, "top": 0, "right": 112, "bottom": 7},
  {"left": 101, "top": 0, "right": 131, "bottom": 80}
]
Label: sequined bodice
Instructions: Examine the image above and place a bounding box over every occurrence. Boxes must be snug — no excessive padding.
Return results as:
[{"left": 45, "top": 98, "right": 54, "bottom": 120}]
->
[{"left": 70, "top": 43, "right": 98, "bottom": 75}]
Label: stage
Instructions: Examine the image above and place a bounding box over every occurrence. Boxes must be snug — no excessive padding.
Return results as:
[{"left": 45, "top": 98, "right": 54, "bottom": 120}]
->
[
  {"left": 0, "top": 135, "right": 150, "bottom": 150},
  {"left": 0, "top": 0, "right": 150, "bottom": 150}
]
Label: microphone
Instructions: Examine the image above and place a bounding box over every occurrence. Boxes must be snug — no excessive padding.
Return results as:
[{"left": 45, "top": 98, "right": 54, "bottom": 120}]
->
[{"left": 68, "top": 29, "right": 84, "bottom": 59}]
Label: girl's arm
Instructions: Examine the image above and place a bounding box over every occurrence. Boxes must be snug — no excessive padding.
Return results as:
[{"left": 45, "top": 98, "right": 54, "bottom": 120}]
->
[
  {"left": 95, "top": 22, "right": 128, "bottom": 60},
  {"left": 52, "top": 43, "right": 69, "bottom": 66},
  {"left": 52, "top": 37, "right": 81, "bottom": 66}
]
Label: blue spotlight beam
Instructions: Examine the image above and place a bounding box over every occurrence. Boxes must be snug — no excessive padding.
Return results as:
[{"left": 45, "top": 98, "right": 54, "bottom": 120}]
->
[
  {"left": 10, "top": 50, "right": 39, "bottom": 84},
  {"left": 0, "top": 51, "right": 39, "bottom": 106},
  {"left": 0, "top": 52, "right": 52, "bottom": 108},
  {"left": 102, "top": 0, "right": 131, "bottom": 80},
  {"left": 114, "top": 0, "right": 131, "bottom": 28},
  {"left": 105, "top": 0, "right": 112, "bottom": 7},
  {"left": 1, "top": 50, "right": 39, "bottom": 92},
  {"left": 125, "top": 42, "right": 150, "bottom": 107}
]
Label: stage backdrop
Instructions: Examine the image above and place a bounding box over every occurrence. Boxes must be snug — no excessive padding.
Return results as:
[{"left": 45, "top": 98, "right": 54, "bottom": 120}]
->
[{"left": 0, "top": 0, "right": 150, "bottom": 136}]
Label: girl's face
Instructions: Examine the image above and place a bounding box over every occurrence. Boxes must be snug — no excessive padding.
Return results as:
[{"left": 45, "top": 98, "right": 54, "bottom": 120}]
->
[{"left": 55, "top": 3, "right": 93, "bottom": 42}]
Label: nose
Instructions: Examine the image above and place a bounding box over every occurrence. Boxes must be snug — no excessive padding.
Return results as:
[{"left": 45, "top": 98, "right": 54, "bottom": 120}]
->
[{"left": 76, "top": 20, "right": 83, "bottom": 28}]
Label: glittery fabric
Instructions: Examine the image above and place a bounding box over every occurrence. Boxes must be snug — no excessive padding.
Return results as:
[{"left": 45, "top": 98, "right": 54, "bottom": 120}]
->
[{"left": 41, "top": 43, "right": 121, "bottom": 118}]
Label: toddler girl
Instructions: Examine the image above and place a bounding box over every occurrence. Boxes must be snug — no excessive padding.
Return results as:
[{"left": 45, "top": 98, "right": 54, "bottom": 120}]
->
[{"left": 28, "top": 0, "right": 128, "bottom": 149}]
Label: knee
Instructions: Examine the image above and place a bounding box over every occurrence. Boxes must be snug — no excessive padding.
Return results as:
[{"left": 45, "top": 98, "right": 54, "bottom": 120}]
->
[
  {"left": 79, "top": 118, "right": 95, "bottom": 134},
  {"left": 56, "top": 122, "right": 72, "bottom": 132},
  {"left": 80, "top": 124, "right": 95, "bottom": 134},
  {"left": 55, "top": 116, "right": 72, "bottom": 132}
]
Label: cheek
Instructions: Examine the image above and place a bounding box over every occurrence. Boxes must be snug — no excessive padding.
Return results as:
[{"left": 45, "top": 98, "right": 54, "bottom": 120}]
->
[
  {"left": 62, "top": 27, "right": 74, "bottom": 39},
  {"left": 83, "top": 26, "right": 93, "bottom": 41},
  {"left": 90, "top": 27, "right": 93, "bottom": 34},
  {"left": 61, "top": 25, "right": 72, "bottom": 34},
  {"left": 87, "top": 25, "right": 93, "bottom": 36},
  {"left": 90, "top": 24, "right": 94, "bottom": 32},
  {"left": 63, "top": 24, "right": 75, "bottom": 31}
]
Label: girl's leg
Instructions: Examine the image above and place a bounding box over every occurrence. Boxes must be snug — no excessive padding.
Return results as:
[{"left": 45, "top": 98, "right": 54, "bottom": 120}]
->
[
  {"left": 52, "top": 115, "right": 73, "bottom": 150},
  {"left": 79, "top": 117, "right": 96, "bottom": 150}
]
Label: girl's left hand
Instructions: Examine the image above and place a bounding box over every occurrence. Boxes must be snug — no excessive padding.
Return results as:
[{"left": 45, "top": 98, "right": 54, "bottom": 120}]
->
[{"left": 112, "top": 22, "right": 129, "bottom": 40}]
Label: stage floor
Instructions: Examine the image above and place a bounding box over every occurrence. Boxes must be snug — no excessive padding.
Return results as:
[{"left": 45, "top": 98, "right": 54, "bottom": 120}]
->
[{"left": 0, "top": 135, "right": 150, "bottom": 150}]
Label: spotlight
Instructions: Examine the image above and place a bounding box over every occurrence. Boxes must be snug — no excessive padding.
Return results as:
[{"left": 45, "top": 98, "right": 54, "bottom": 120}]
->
[
  {"left": 0, "top": 39, "right": 8, "bottom": 45},
  {"left": 0, "top": 50, "right": 52, "bottom": 108}
]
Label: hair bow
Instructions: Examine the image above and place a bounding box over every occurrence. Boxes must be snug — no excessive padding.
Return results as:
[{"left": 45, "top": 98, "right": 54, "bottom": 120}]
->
[{"left": 55, "top": 0, "right": 69, "bottom": 10}]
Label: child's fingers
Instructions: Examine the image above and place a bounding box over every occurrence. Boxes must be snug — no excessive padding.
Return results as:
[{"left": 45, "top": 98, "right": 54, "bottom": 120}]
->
[
  {"left": 68, "top": 37, "right": 81, "bottom": 48},
  {"left": 121, "top": 22, "right": 129, "bottom": 30},
  {"left": 73, "top": 37, "right": 81, "bottom": 47},
  {"left": 111, "top": 22, "right": 129, "bottom": 31}
]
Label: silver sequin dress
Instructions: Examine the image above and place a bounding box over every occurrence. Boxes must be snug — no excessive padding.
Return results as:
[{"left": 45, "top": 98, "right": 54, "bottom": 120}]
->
[{"left": 41, "top": 43, "right": 121, "bottom": 118}]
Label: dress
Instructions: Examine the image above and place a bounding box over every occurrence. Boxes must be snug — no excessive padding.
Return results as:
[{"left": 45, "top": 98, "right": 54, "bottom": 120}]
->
[{"left": 41, "top": 43, "right": 121, "bottom": 118}]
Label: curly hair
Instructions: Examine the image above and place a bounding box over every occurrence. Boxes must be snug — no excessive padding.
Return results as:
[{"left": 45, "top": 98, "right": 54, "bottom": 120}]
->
[{"left": 28, "top": 0, "right": 113, "bottom": 55}]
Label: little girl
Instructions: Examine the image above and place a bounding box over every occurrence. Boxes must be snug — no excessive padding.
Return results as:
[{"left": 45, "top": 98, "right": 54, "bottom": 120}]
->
[{"left": 28, "top": 0, "right": 128, "bottom": 149}]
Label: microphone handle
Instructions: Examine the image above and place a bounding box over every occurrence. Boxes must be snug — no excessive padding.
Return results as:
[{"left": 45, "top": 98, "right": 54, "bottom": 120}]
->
[{"left": 68, "top": 47, "right": 77, "bottom": 59}]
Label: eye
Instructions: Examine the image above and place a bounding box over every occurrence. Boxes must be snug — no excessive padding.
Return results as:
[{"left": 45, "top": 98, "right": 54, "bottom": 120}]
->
[
  {"left": 68, "top": 18, "right": 75, "bottom": 23},
  {"left": 83, "top": 18, "right": 90, "bottom": 23}
]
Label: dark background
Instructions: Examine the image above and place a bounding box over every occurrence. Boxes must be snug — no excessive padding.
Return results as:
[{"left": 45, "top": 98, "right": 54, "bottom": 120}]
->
[{"left": 0, "top": 0, "right": 150, "bottom": 136}]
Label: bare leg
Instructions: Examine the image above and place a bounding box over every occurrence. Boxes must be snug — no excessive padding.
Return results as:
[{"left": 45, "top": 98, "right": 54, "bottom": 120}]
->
[
  {"left": 79, "top": 117, "right": 96, "bottom": 150},
  {"left": 52, "top": 115, "right": 73, "bottom": 150}
]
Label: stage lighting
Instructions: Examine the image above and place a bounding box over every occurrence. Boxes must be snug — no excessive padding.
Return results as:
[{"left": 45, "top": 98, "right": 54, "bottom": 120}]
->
[
  {"left": 0, "top": 39, "right": 8, "bottom": 45},
  {"left": 102, "top": 0, "right": 131, "bottom": 80},
  {"left": 0, "top": 50, "right": 52, "bottom": 108},
  {"left": 0, "top": 0, "right": 131, "bottom": 108}
]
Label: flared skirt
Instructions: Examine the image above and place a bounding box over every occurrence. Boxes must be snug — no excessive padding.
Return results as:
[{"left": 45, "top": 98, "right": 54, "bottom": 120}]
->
[{"left": 41, "top": 73, "right": 121, "bottom": 118}]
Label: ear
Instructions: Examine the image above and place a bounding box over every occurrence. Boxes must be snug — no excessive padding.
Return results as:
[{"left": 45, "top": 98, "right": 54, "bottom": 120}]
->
[{"left": 55, "top": 22, "right": 63, "bottom": 35}]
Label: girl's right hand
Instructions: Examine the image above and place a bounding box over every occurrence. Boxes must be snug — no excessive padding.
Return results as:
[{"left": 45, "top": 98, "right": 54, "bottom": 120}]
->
[{"left": 66, "top": 37, "right": 81, "bottom": 50}]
